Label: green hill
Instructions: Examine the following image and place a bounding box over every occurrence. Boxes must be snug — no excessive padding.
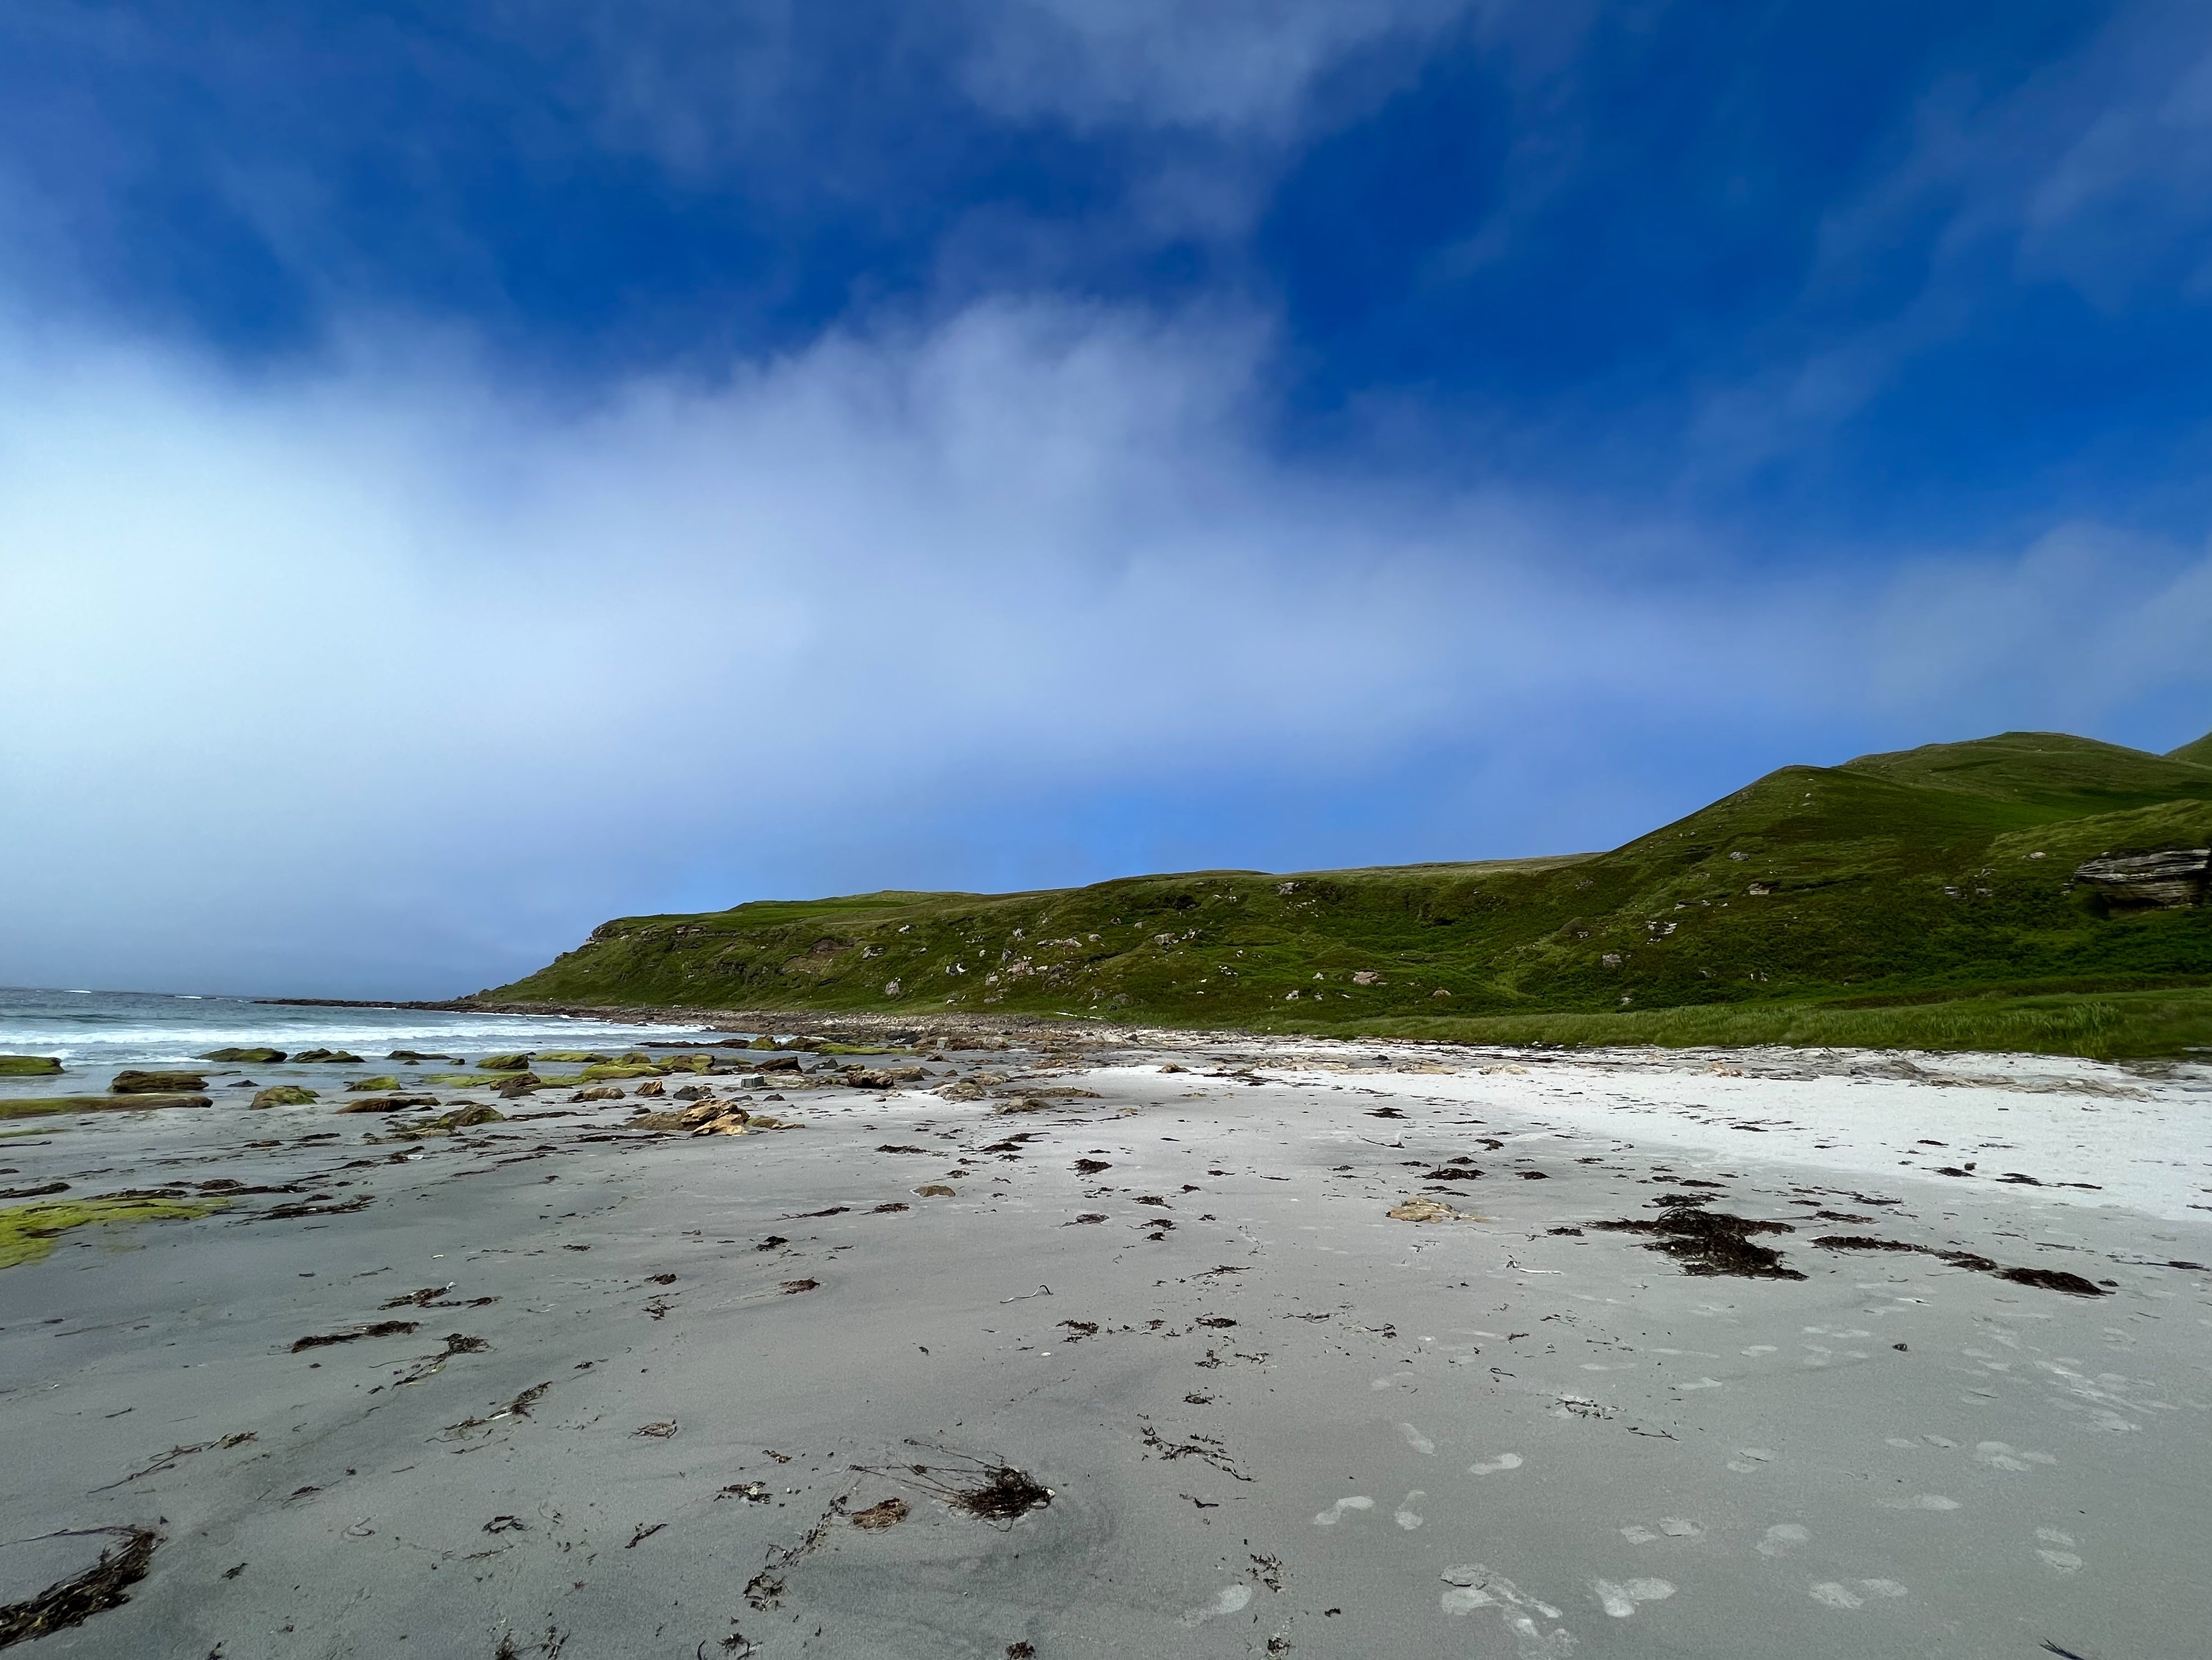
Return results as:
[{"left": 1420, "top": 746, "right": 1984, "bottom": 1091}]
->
[{"left": 486, "top": 728, "right": 2212, "bottom": 1057}]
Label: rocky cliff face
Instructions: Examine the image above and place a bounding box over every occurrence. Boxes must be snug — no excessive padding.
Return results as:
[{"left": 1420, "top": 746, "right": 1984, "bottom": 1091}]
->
[{"left": 2073, "top": 849, "right": 2210, "bottom": 908}]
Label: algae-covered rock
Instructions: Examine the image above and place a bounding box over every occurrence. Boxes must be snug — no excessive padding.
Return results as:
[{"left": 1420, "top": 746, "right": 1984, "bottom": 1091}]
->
[
  {"left": 294, "top": 1049, "right": 363, "bottom": 1063},
  {"left": 494, "top": 1073, "right": 544, "bottom": 1098},
  {"left": 111, "top": 1070, "right": 207, "bottom": 1094},
  {"left": 1, "top": 1094, "right": 212, "bottom": 1118},
  {"left": 0, "top": 1055, "right": 63, "bottom": 1076},
  {"left": 657, "top": 1053, "right": 712, "bottom": 1075},
  {"left": 336, "top": 1094, "right": 440, "bottom": 1114},
  {"left": 579, "top": 1061, "right": 662, "bottom": 1082},
  {"left": 570, "top": 1085, "right": 626, "bottom": 1102},
  {"left": 476, "top": 1054, "right": 534, "bottom": 1071},
  {"left": 198, "top": 1047, "right": 286, "bottom": 1063},
  {"left": 535, "top": 1050, "right": 612, "bottom": 1064},
  {"left": 345, "top": 1075, "right": 402, "bottom": 1093},
  {"left": 391, "top": 1102, "right": 506, "bottom": 1136},
  {"left": 387, "top": 1049, "right": 458, "bottom": 1063},
  {"left": 252, "top": 1085, "right": 319, "bottom": 1108}
]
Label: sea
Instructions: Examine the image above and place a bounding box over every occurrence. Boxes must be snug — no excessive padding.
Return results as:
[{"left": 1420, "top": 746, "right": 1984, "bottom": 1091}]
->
[{"left": 0, "top": 985, "right": 704, "bottom": 1077}]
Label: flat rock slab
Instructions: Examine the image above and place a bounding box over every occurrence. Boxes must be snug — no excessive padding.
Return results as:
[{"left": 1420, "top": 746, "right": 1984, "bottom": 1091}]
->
[{"left": 0, "top": 1093, "right": 214, "bottom": 1118}]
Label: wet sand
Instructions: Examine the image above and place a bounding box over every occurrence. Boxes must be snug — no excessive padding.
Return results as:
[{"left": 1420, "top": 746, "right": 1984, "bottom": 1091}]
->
[{"left": 2, "top": 1034, "right": 2209, "bottom": 1658}]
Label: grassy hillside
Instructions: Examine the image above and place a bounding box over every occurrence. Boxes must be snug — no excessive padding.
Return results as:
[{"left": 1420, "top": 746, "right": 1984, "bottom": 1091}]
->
[{"left": 487, "top": 729, "right": 2212, "bottom": 1055}]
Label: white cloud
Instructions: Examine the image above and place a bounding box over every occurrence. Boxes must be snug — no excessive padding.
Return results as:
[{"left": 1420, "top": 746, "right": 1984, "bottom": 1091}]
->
[
  {"left": 1, "top": 297, "right": 2204, "bottom": 994},
  {"left": 955, "top": 0, "right": 1489, "bottom": 136}
]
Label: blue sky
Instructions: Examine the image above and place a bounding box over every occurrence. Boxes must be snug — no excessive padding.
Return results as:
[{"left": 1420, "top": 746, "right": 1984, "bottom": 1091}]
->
[{"left": 3, "top": 1, "right": 2211, "bottom": 996}]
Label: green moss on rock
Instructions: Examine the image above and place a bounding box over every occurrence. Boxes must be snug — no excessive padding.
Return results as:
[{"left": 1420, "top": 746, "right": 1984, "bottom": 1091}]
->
[
  {"left": 1, "top": 1094, "right": 213, "bottom": 1118},
  {"left": 111, "top": 1070, "right": 206, "bottom": 1094},
  {"left": 0, "top": 1055, "right": 62, "bottom": 1076}
]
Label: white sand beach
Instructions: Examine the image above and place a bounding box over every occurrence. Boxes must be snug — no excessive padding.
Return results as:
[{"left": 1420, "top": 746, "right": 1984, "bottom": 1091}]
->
[{"left": 3, "top": 1030, "right": 2208, "bottom": 1658}]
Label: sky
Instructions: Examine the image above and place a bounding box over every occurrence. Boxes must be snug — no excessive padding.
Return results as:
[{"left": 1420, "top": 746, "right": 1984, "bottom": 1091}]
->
[{"left": 4, "top": 1, "right": 2212, "bottom": 998}]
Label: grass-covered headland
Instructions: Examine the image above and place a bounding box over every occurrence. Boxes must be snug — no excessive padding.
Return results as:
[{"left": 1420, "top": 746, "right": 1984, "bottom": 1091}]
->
[{"left": 487, "top": 730, "right": 2212, "bottom": 1058}]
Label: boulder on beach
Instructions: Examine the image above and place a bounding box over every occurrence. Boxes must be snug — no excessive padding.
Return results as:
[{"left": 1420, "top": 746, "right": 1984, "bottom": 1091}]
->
[
  {"left": 345, "top": 1075, "right": 403, "bottom": 1092},
  {"left": 387, "top": 1050, "right": 458, "bottom": 1064},
  {"left": 252, "top": 1085, "right": 319, "bottom": 1108},
  {"left": 197, "top": 1047, "right": 286, "bottom": 1063},
  {"left": 477, "top": 1054, "right": 534, "bottom": 1071},
  {"left": 336, "top": 1094, "right": 440, "bottom": 1114},
  {"left": 0, "top": 1055, "right": 64, "bottom": 1076},
  {"left": 495, "top": 1073, "right": 545, "bottom": 1098},
  {"left": 389, "top": 1102, "right": 507, "bottom": 1136},
  {"left": 111, "top": 1070, "right": 207, "bottom": 1094},
  {"left": 292, "top": 1049, "right": 363, "bottom": 1063}
]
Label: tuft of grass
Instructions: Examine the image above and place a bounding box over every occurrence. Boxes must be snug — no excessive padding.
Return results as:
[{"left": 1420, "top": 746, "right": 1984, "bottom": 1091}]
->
[{"left": 0, "top": 1197, "right": 228, "bottom": 1270}]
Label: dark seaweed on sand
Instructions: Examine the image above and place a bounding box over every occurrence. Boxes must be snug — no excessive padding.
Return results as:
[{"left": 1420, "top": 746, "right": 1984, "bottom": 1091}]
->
[
  {"left": 1591, "top": 1211, "right": 1805, "bottom": 1279},
  {"left": 855, "top": 1443, "right": 1053, "bottom": 1524},
  {"left": 0, "top": 1527, "right": 160, "bottom": 1649},
  {"left": 1814, "top": 1235, "right": 2109, "bottom": 1296},
  {"left": 952, "top": 1467, "right": 1054, "bottom": 1519},
  {"left": 291, "top": 1320, "right": 419, "bottom": 1352}
]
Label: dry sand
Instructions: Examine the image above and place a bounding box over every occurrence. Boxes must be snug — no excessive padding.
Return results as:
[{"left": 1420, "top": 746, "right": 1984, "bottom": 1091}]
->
[{"left": 2, "top": 1034, "right": 2209, "bottom": 1658}]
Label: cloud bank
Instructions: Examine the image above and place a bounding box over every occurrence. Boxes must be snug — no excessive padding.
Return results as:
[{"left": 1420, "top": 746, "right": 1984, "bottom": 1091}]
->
[{"left": 4, "top": 296, "right": 2208, "bottom": 995}]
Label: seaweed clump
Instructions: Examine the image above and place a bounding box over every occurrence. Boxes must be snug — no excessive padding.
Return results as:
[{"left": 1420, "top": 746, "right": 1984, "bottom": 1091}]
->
[
  {"left": 0, "top": 1526, "right": 160, "bottom": 1648},
  {"left": 1592, "top": 1211, "right": 1804, "bottom": 1280},
  {"left": 953, "top": 1466, "right": 1053, "bottom": 1521},
  {"left": 1814, "top": 1235, "right": 2109, "bottom": 1296}
]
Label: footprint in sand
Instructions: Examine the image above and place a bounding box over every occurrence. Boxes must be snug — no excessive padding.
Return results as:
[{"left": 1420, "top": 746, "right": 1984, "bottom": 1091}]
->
[
  {"left": 1809, "top": 1579, "right": 1907, "bottom": 1610},
  {"left": 1975, "top": 1440, "right": 2056, "bottom": 1470},
  {"left": 1182, "top": 1584, "right": 1253, "bottom": 1625},
  {"left": 1756, "top": 1524, "right": 1809, "bottom": 1557},
  {"left": 1592, "top": 1578, "right": 1675, "bottom": 1617},
  {"left": 1878, "top": 1494, "right": 1961, "bottom": 1511},
  {"left": 1659, "top": 1518, "right": 1703, "bottom": 1538},
  {"left": 1396, "top": 1490, "right": 1426, "bottom": 1530},
  {"left": 2035, "top": 1528, "right": 2083, "bottom": 1572},
  {"left": 1726, "top": 1448, "right": 1776, "bottom": 1474},
  {"left": 1313, "top": 1495, "right": 1375, "bottom": 1526},
  {"left": 1441, "top": 1564, "right": 1575, "bottom": 1657},
  {"left": 1742, "top": 1345, "right": 1778, "bottom": 1356},
  {"left": 1469, "top": 1453, "right": 1524, "bottom": 1476},
  {"left": 1398, "top": 1422, "right": 1437, "bottom": 1455},
  {"left": 1922, "top": 1435, "right": 1957, "bottom": 1447}
]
